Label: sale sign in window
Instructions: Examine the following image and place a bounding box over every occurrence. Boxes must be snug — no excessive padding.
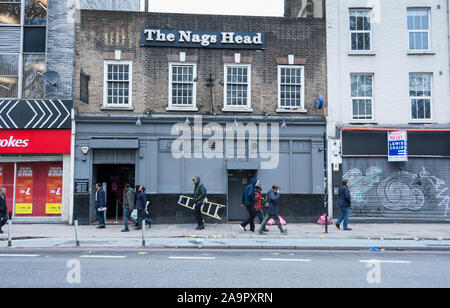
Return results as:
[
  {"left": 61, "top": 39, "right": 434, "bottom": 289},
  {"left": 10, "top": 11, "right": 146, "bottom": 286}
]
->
[
  {"left": 15, "top": 166, "right": 33, "bottom": 215},
  {"left": 46, "top": 166, "right": 63, "bottom": 215}
]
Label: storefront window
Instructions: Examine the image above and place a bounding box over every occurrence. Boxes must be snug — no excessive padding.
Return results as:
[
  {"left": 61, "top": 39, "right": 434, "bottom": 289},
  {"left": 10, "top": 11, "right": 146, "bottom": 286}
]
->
[
  {"left": 22, "top": 54, "right": 45, "bottom": 99},
  {"left": 25, "top": 0, "right": 47, "bottom": 25},
  {"left": 13, "top": 162, "right": 63, "bottom": 217},
  {"left": 0, "top": 163, "right": 15, "bottom": 213},
  {"left": 0, "top": 1, "right": 21, "bottom": 25}
]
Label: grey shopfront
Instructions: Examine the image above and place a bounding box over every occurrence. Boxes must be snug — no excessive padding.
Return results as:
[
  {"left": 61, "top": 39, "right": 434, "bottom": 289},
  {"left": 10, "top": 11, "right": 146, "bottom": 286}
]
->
[{"left": 73, "top": 114, "right": 326, "bottom": 224}]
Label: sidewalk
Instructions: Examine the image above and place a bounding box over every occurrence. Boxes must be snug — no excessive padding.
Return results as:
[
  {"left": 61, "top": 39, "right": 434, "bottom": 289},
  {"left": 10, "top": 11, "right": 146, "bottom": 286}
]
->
[{"left": 1, "top": 222, "right": 450, "bottom": 250}]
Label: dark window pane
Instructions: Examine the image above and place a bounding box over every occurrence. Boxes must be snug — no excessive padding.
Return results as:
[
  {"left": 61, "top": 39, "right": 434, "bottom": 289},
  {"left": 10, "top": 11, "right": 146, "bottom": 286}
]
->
[{"left": 23, "top": 26, "right": 46, "bottom": 53}]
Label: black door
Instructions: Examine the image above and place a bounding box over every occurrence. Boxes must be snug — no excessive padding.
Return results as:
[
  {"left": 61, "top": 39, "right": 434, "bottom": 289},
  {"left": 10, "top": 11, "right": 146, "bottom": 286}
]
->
[{"left": 227, "top": 170, "right": 256, "bottom": 221}]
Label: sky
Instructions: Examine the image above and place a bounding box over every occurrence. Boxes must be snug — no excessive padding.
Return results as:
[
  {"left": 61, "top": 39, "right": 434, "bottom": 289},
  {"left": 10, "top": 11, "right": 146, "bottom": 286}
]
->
[{"left": 141, "top": 0, "right": 284, "bottom": 17}]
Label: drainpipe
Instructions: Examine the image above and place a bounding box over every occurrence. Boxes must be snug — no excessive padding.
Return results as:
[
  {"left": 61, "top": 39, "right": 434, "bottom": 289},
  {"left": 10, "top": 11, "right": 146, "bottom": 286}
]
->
[{"left": 69, "top": 108, "right": 76, "bottom": 225}]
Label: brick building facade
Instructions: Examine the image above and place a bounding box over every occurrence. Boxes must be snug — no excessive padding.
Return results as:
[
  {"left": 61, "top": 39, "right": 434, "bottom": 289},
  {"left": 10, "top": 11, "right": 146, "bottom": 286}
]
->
[{"left": 73, "top": 9, "right": 328, "bottom": 224}]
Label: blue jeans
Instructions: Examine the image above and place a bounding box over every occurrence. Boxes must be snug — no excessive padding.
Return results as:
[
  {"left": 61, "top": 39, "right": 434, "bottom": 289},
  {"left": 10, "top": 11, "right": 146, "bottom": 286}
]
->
[
  {"left": 123, "top": 208, "right": 137, "bottom": 229},
  {"left": 256, "top": 210, "right": 264, "bottom": 224},
  {"left": 96, "top": 209, "right": 105, "bottom": 226},
  {"left": 337, "top": 206, "right": 350, "bottom": 229}
]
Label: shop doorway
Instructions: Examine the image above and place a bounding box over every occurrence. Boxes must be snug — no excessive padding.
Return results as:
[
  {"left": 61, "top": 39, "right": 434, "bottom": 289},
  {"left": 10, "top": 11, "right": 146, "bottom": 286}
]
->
[
  {"left": 227, "top": 170, "right": 257, "bottom": 221},
  {"left": 93, "top": 164, "right": 135, "bottom": 224}
]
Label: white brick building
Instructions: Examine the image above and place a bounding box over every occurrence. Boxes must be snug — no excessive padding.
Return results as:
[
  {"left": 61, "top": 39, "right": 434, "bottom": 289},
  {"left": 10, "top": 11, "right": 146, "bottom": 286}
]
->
[{"left": 326, "top": 0, "right": 450, "bottom": 222}]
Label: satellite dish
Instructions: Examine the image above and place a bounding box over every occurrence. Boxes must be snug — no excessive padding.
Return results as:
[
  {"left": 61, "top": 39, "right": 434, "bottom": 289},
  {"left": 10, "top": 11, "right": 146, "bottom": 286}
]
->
[{"left": 41, "top": 71, "right": 60, "bottom": 86}]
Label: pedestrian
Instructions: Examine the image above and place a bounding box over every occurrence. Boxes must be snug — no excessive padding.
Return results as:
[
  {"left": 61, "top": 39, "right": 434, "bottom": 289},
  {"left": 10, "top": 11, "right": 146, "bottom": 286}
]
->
[
  {"left": 192, "top": 176, "right": 207, "bottom": 230},
  {"left": 0, "top": 188, "right": 8, "bottom": 234},
  {"left": 240, "top": 178, "right": 259, "bottom": 232},
  {"left": 258, "top": 185, "right": 287, "bottom": 235},
  {"left": 254, "top": 184, "right": 269, "bottom": 232},
  {"left": 336, "top": 179, "right": 352, "bottom": 231},
  {"left": 95, "top": 183, "right": 106, "bottom": 229},
  {"left": 135, "top": 186, "right": 147, "bottom": 230},
  {"left": 121, "top": 183, "right": 136, "bottom": 232}
]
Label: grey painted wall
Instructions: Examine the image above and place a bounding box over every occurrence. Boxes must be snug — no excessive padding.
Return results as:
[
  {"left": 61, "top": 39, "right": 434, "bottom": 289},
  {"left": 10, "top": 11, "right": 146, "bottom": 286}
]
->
[
  {"left": 80, "top": 0, "right": 141, "bottom": 11},
  {"left": 74, "top": 115, "right": 326, "bottom": 195}
]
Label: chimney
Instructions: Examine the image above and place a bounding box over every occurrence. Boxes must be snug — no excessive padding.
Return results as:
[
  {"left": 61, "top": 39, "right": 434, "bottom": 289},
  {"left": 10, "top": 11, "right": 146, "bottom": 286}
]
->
[
  {"left": 284, "top": 0, "right": 324, "bottom": 19},
  {"left": 284, "top": 0, "right": 303, "bottom": 18}
]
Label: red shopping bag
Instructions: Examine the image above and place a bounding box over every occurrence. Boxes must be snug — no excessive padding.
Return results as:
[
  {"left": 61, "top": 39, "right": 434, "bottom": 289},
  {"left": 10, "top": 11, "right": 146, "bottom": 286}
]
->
[{"left": 317, "top": 214, "right": 332, "bottom": 225}]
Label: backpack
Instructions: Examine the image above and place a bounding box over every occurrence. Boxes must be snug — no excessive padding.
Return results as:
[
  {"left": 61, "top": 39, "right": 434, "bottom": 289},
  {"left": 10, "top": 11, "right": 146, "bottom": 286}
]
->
[{"left": 200, "top": 182, "right": 207, "bottom": 202}]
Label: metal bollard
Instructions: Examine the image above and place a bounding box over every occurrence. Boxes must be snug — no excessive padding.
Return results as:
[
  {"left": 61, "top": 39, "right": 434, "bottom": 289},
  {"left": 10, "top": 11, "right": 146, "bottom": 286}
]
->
[
  {"left": 7, "top": 212, "right": 12, "bottom": 247},
  {"left": 73, "top": 210, "right": 80, "bottom": 247},
  {"left": 141, "top": 219, "right": 145, "bottom": 247}
]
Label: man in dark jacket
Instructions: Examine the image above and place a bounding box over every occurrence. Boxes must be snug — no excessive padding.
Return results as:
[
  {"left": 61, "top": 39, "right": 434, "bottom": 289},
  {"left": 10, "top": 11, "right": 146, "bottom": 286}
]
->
[
  {"left": 258, "top": 186, "right": 287, "bottom": 235},
  {"left": 135, "top": 186, "right": 147, "bottom": 230},
  {"left": 0, "top": 188, "right": 7, "bottom": 234},
  {"left": 336, "top": 179, "right": 352, "bottom": 231},
  {"left": 121, "top": 183, "right": 136, "bottom": 232},
  {"left": 94, "top": 183, "right": 106, "bottom": 229},
  {"left": 192, "top": 176, "right": 207, "bottom": 230},
  {"left": 240, "top": 178, "right": 258, "bottom": 232}
]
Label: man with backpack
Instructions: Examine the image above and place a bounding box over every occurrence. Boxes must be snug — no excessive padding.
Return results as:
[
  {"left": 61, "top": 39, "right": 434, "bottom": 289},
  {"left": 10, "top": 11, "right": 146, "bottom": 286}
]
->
[{"left": 192, "top": 176, "right": 207, "bottom": 230}]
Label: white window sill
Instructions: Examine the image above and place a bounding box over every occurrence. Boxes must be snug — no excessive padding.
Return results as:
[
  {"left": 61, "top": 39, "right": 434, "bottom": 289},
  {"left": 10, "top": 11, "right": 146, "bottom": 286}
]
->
[
  {"left": 407, "top": 50, "right": 435, "bottom": 56},
  {"left": 101, "top": 106, "right": 134, "bottom": 111},
  {"left": 348, "top": 51, "right": 376, "bottom": 56},
  {"left": 349, "top": 120, "right": 377, "bottom": 125},
  {"left": 222, "top": 108, "right": 253, "bottom": 113},
  {"left": 276, "top": 108, "right": 307, "bottom": 114},
  {"left": 408, "top": 120, "right": 435, "bottom": 124},
  {"left": 166, "top": 106, "right": 198, "bottom": 112}
]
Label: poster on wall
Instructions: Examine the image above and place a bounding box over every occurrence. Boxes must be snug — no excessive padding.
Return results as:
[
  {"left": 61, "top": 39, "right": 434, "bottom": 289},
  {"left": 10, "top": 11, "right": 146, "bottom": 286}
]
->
[
  {"left": 46, "top": 165, "right": 63, "bottom": 215},
  {"left": 388, "top": 131, "right": 408, "bottom": 162},
  {"left": 15, "top": 166, "right": 33, "bottom": 215},
  {"left": 0, "top": 166, "right": 3, "bottom": 186}
]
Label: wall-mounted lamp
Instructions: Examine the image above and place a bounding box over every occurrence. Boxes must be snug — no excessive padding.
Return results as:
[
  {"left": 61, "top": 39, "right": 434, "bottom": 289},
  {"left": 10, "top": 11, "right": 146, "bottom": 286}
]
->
[
  {"left": 136, "top": 117, "right": 142, "bottom": 126},
  {"left": 185, "top": 117, "right": 190, "bottom": 125},
  {"left": 281, "top": 118, "right": 287, "bottom": 128}
]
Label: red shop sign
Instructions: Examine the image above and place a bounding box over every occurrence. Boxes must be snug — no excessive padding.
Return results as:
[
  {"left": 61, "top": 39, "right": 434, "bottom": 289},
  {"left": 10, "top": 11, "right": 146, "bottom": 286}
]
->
[{"left": 0, "top": 130, "right": 71, "bottom": 154}]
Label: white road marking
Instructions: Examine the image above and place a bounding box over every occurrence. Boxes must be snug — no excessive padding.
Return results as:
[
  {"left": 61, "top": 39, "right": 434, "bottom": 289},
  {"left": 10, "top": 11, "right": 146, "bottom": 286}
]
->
[
  {"left": 169, "top": 256, "right": 216, "bottom": 260},
  {"left": 79, "top": 255, "right": 127, "bottom": 259},
  {"left": 0, "top": 254, "right": 40, "bottom": 257},
  {"left": 260, "top": 258, "right": 311, "bottom": 262},
  {"left": 359, "top": 260, "right": 411, "bottom": 264}
]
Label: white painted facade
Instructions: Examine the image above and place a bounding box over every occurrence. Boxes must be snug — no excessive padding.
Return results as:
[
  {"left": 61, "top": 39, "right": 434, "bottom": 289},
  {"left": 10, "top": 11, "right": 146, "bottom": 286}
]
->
[
  {"left": 326, "top": 0, "right": 450, "bottom": 138},
  {"left": 325, "top": 0, "right": 450, "bottom": 218}
]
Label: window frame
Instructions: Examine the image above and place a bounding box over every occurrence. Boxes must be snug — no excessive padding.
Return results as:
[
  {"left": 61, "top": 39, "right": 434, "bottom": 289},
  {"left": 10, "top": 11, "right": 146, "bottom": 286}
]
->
[
  {"left": 0, "top": 53, "right": 20, "bottom": 99},
  {"left": 409, "top": 72, "right": 432, "bottom": 121},
  {"left": 167, "top": 62, "right": 198, "bottom": 111},
  {"left": 0, "top": 0, "right": 22, "bottom": 26},
  {"left": 277, "top": 65, "right": 306, "bottom": 112},
  {"left": 350, "top": 73, "right": 374, "bottom": 121},
  {"left": 222, "top": 63, "right": 252, "bottom": 112},
  {"left": 349, "top": 8, "right": 373, "bottom": 52},
  {"left": 103, "top": 60, "right": 133, "bottom": 110},
  {"left": 407, "top": 7, "right": 431, "bottom": 52}
]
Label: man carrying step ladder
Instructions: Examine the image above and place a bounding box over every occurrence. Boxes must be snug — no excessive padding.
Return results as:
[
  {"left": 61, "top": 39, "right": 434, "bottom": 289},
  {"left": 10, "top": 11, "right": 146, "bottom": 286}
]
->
[{"left": 192, "top": 176, "right": 207, "bottom": 230}]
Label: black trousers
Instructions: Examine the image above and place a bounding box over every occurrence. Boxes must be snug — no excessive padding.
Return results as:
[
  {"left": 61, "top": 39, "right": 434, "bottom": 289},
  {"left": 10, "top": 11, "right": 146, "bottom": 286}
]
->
[
  {"left": 193, "top": 203, "right": 204, "bottom": 227},
  {"left": 241, "top": 205, "right": 257, "bottom": 231},
  {"left": 0, "top": 213, "right": 7, "bottom": 229}
]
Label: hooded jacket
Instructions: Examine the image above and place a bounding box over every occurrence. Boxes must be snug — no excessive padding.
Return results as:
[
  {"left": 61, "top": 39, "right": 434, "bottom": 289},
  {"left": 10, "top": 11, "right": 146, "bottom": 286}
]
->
[
  {"left": 193, "top": 176, "right": 207, "bottom": 205},
  {"left": 241, "top": 178, "right": 257, "bottom": 206}
]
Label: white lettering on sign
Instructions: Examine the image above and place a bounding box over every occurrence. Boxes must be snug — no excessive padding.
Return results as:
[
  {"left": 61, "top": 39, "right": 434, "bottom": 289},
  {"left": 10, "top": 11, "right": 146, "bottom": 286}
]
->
[
  {"left": 0, "top": 136, "right": 29, "bottom": 148},
  {"left": 144, "top": 29, "right": 263, "bottom": 48}
]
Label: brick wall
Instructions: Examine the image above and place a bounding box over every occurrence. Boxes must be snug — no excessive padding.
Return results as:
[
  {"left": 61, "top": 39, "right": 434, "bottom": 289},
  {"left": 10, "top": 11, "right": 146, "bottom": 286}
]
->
[{"left": 74, "top": 10, "right": 327, "bottom": 116}]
